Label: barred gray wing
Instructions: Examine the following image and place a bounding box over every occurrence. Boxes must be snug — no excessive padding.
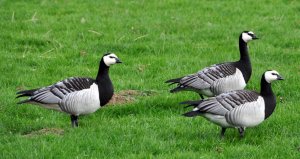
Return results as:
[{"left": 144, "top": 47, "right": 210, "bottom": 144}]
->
[
  {"left": 30, "top": 77, "right": 95, "bottom": 104},
  {"left": 179, "top": 63, "right": 237, "bottom": 89},
  {"left": 195, "top": 90, "right": 260, "bottom": 116}
]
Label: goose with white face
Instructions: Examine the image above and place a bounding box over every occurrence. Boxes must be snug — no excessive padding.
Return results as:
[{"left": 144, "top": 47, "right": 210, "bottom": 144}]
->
[
  {"left": 242, "top": 31, "right": 259, "bottom": 43},
  {"left": 264, "top": 70, "right": 284, "bottom": 83},
  {"left": 103, "top": 53, "right": 122, "bottom": 66}
]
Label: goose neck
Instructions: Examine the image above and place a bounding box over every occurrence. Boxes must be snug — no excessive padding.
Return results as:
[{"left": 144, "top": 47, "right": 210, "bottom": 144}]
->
[
  {"left": 260, "top": 75, "right": 276, "bottom": 119},
  {"left": 239, "top": 37, "right": 250, "bottom": 62},
  {"left": 235, "top": 36, "right": 252, "bottom": 83},
  {"left": 260, "top": 76, "right": 274, "bottom": 97},
  {"left": 96, "top": 60, "right": 110, "bottom": 83}
]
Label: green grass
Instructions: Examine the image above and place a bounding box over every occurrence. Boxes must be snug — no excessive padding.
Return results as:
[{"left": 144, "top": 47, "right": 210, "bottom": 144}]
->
[{"left": 1, "top": 0, "right": 300, "bottom": 158}]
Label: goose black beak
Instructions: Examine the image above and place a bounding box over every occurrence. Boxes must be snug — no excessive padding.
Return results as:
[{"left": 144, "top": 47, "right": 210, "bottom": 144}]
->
[
  {"left": 116, "top": 58, "right": 122, "bottom": 63},
  {"left": 252, "top": 35, "right": 259, "bottom": 40},
  {"left": 277, "top": 75, "right": 284, "bottom": 80}
]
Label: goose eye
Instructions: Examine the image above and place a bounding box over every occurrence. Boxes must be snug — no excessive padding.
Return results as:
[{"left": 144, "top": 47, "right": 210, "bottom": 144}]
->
[
  {"left": 109, "top": 56, "right": 114, "bottom": 58},
  {"left": 271, "top": 73, "right": 277, "bottom": 75}
]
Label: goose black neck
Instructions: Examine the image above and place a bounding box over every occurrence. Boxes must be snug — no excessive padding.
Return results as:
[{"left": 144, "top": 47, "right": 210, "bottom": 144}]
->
[
  {"left": 260, "top": 76, "right": 273, "bottom": 97},
  {"left": 260, "top": 75, "right": 276, "bottom": 119},
  {"left": 96, "top": 60, "right": 110, "bottom": 82},
  {"left": 239, "top": 35, "right": 250, "bottom": 62},
  {"left": 96, "top": 59, "right": 114, "bottom": 106},
  {"left": 235, "top": 35, "right": 252, "bottom": 83}
]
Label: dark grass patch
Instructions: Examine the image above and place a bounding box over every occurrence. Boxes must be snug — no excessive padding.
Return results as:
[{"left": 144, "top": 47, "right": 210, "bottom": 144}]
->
[
  {"left": 22, "top": 128, "right": 64, "bottom": 137},
  {"left": 108, "top": 90, "right": 157, "bottom": 105}
]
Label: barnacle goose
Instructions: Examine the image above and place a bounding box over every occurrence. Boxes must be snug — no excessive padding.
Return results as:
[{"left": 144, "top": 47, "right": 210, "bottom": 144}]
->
[
  {"left": 166, "top": 31, "right": 259, "bottom": 99},
  {"left": 182, "top": 70, "right": 284, "bottom": 137},
  {"left": 16, "top": 53, "right": 122, "bottom": 127}
]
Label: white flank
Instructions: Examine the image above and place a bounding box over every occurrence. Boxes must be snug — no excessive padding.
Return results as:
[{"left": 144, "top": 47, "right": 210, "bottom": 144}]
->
[
  {"left": 203, "top": 114, "right": 232, "bottom": 128},
  {"left": 212, "top": 68, "right": 246, "bottom": 95},
  {"left": 226, "top": 96, "right": 265, "bottom": 127},
  {"left": 60, "top": 83, "right": 100, "bottom": 115}
]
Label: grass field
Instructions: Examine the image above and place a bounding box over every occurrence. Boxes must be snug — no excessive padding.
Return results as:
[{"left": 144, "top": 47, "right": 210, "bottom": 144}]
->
[{"left": 0, "top": 0, "right": 300, "bottom": 158}]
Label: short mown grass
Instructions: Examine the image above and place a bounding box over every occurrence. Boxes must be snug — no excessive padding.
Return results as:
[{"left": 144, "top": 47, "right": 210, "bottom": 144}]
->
[{"left": 0, "top": 0, "right": 299, "bottom": 158}]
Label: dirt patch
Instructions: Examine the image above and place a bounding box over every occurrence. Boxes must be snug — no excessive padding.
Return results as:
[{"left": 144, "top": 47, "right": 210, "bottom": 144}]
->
[
  {"left": 137, "top": 64, "right": 150, "bottom": 72},
  {"left": 16, "top": 85, "right": 26, "bottom": 91},
  {"left": 279, "top": 96, "right": 285, "bottom": 103},
  {"left": 108, "top": 90, "right": 156, "bottom": 105},
  {"left": 23, "top": 128, "right": 64, "bottom": 137},
  {"left": 80, "top": 50, "right": 87, "bottom": 56},
  {"left": 215, "top": 146, "right": 224, "bottom": 153}
]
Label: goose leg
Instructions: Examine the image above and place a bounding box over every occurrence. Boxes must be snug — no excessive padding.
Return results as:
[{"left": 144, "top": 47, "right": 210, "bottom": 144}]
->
[
  {"left": 238, "top": 127, "right": 245, "bottom": 137},
  {"left": 220, "top": 127, "right": 226, "bottom": 138},
  {"left": 70, "top": 115, "right": 79, "bottom": 127}
]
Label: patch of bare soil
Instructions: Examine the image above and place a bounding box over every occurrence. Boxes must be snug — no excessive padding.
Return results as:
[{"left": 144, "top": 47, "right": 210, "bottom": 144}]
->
[
  {"left": 23, "top": 128, "right": 64, "bottom": 137},
  {"left": 108, "top": 90, "right": 156, "bottom": 105},
  {"left": 16, "top": 85, "right": 26, "bottom": 91}
]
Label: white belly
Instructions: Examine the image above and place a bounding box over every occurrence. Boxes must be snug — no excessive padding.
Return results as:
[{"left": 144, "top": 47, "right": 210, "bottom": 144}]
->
[{"left": 203, "top": 114, "right": 233, "bottom": 128}]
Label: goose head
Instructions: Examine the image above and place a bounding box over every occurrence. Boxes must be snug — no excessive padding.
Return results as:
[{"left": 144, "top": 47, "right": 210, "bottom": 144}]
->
[
  {"left": 241, "top": 31, "right": 259, "bottom": 43},
  {"left": 264, "top": 70, "right": 284, "bottom": 83},
  {"left": 102, "top": 53, "right": 122, "bottom": 66}
]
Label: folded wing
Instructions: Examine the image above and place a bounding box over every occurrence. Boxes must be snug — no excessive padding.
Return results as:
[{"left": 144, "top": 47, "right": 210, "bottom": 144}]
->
[
  {"left": 17, "top": 77, "right": 95, "bottom": 105},
  {"left": 180, "top": 63, "right": 237, "bottom": 90}
]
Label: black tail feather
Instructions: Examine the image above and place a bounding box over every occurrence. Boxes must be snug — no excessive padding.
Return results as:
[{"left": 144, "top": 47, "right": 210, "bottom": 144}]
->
[
  {"left": 16, "top": 89, "right": 37, "bottom": 95},
  {"left": 16, "top": 89, "right": 37, "bottom": 104},
  {"left": 165, "top": 77, "right": 183, "bottom": 85},
  {"left": 16, "top": 89, "right": 37, "bottom": 98},
  {"left": 16, "top": 94, "right": 28, "bottom": 98},
  {"left": 180, "top": 100, "right": 203, "bottom": 108},
  {"left": 169, "top": 86, "right": 186, "bottom": 93},
  {"left": 184, "top": 105, "right": 195, "bottom": 108},
  {"left": 182, "top": 110, "right": 200, "bottom": 117}
]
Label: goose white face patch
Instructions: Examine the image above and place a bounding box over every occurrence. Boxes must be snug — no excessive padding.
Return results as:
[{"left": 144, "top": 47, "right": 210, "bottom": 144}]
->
[
  {"left": 242, "top": 32, "right": 253, "bottom": 42},
  {"left": 103, "top": 53, "right": 118, "bottom": 66},
  {"left": 264, "top": 70, "right": 280, "bottom": 83},
  {"left": 248, "top": 31, "right": 254, "bottom": 35}
]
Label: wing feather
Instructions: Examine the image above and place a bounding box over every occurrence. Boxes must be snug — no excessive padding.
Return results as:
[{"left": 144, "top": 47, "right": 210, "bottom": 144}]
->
[
  {"left": 29, "top": 77, "right": 95, "bottom": 104},
  {"left": 179, "top": 63, "right": 237, "bottom": 90},
  {"left": 194, "top": 90, "right": 260, "bottom": 116}
]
